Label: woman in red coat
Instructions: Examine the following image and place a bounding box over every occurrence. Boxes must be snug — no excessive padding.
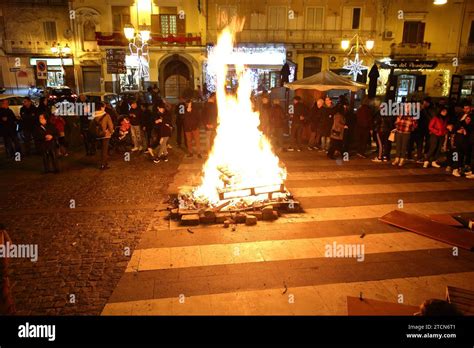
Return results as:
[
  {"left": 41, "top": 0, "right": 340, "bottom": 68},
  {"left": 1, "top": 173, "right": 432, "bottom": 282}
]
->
[
  {"left": 423, "top": 107, "right": 448, "bottom": 168},
  {"left": 49, "top": 112, "right": 68, "bottom": 157}
]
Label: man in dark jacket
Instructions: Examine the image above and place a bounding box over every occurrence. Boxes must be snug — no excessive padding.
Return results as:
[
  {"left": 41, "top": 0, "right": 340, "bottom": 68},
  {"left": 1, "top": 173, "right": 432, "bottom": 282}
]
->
[
  {"left": 184, "top": 99, "right": 201, "bottom": 158},
  {"left": 0, "top": 99, "right": 21, "bottom": 158},
  {"left": 288, "top": 96, "right": 305, "bottom": 151},
  {"left": 77, "top": 94, "right": 95, "bottom": 156},
  {"left": 308, "top": 98, "right": 324, "bottom": 150},
  {"left": 320, "top": 97, "right": 335, "bottom": 152},
  {"left": 34, "top": 113, "right": 59, "bottom": 173},
  {"left": 409, "top": 97, "right": 434, "bottom": 162},
  {"left": 128, "top": 100, "right": 143, "bottom": 151},
  {"left": 203, "top": 92, "right": 218, "bottom": 151},
  {"left": 355, "top": 98, "right": 373, "bottom": 158},
  {"left": 19, "top": 97, "right": 38, "bottom": 155},
  {"left": 152, "top": 102, "right": 173, "bottom": 163}
]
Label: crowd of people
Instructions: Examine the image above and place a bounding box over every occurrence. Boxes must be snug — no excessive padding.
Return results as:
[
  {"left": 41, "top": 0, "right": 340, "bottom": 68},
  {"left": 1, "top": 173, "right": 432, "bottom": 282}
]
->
[
  {"left": 258, "top": 94, "right": 473, "bottom": 179},
  {"left": 1, "top": 89, "right": 473, "bottom": 179}
]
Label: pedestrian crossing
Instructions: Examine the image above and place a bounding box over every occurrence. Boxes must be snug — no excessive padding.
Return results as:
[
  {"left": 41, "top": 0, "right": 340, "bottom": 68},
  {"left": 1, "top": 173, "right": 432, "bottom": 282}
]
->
[{"left": 102, "top": 151, "right": 474, "bottom": 315}]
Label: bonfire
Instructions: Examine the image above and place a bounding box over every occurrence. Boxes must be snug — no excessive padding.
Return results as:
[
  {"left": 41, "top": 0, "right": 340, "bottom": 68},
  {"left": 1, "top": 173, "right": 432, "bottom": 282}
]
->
[{"left": 178, "top": 19, "right": 293, "bottom": 215}]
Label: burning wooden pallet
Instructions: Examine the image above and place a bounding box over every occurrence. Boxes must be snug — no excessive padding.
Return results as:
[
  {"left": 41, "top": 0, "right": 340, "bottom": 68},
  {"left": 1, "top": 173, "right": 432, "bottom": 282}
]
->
[{"left": 168, "top": 184, "right": 301, "bottom": 227}]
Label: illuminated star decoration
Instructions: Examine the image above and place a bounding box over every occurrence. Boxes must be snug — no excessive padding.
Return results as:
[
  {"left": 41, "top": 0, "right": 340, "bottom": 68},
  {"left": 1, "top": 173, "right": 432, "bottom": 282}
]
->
[{"left": 343, "top": 53, "right": 368, "bottom": 81}]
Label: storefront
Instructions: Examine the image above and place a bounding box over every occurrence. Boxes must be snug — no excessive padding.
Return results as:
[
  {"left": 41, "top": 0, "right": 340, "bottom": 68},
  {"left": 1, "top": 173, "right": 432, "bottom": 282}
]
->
[
  {"left": 29, "top": 57, "right": 75, "bottom": 89},
  {"left": 204, "top": 44, "right": 295, "bottom": 93},
  {"left": 378, "top": 60, "right": 450, "bottom": 102},
  {"left": 450, "top": 74, "right": 474, "bottom": 103}
]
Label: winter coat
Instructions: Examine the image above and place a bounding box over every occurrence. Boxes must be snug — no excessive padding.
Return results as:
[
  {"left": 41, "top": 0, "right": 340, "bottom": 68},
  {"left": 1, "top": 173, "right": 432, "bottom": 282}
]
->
[
  {"left": 0, "top": 108, "right": 17, "bottom": 137},
  {"left": 154, "top": 110, "right": 173, "bottom": 138},
  {"left": 50, "top": 115, "right": 66, "bottom": 135},
  {"left": 310, "top": 105, "right": 324, "bottom": 132},
  {"left": 19, "top": 105, "right": 38, "bottom": 131},
  {"left": 454, "top": 117, "right": 473, "bottom": 151},
  {"left": 356, "top": 104, "right": 373, "bottom": 129},
  {"left": 291, "top": 102, "right": 306, "bottom": 125},
  {"left": 320, "top": 106, "right": 335, "bottom": 137},
  {"left": 128, "top": 107, "right": 142, "bottom": 126},
  {"left": 183, "top": 105, "right": 201, "bottom": 132},
  {"left": 93, "top": 111, "right": 114, "bottom": 139},
  {"left": 428, "top": 116, "right": 448, "bottom": 137},
  {"left": 34, "top": 122, "right": 58, "bottom": 151},
  {"left": 330, "top": 112, "right": 346, "bottom": 140}
]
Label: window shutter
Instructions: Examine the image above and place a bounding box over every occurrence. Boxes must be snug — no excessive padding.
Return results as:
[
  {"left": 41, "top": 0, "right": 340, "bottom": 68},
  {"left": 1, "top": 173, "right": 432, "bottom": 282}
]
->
[
  {"left": 417, "top": 22, "right": 425, "bottom": 43},
  {"left": 177, "top": 15, "right": 185, "bottom": 35},
  {"left": 342, "top": 7, "right": 352, "bottom": 30},
  {"left": 306, "top": 8, "right": 315, "bottom": 29},
  {"left": 151, "top": 14, "right": 160, "bottom": 34}
]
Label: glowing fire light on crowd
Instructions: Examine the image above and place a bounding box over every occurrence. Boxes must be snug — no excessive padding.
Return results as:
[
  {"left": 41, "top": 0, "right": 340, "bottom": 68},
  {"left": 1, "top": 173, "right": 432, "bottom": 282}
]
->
[{"left": 191, "top": 19, "right": 287, "bottom": 206}]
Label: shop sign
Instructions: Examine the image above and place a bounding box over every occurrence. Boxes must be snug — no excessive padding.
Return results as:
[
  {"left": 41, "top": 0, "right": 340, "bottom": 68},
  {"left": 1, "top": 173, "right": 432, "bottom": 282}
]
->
[
  {"left": 381, "top": 60, "right": 438, "bottom": 70},
  {"left": 106, "top": 49, "right": 127, "bottom": 74}
]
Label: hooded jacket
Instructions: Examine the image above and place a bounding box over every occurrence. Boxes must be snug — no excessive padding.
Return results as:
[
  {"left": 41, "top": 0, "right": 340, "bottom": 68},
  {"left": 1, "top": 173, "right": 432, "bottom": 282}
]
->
[{"left": 93, "top": 110, "right": 114, "bottom": 139}]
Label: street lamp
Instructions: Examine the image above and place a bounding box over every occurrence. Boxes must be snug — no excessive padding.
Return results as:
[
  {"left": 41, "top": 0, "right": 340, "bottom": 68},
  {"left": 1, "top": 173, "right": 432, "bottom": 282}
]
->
[
  {"left": 51, "top": 43, "right": 71, "bottom": 86},
  {"left": 340, "top": 34, "right": 373, "bottom": 81},
  {"left": 123, "top": 23, "right": 151, "bottom": 90}
]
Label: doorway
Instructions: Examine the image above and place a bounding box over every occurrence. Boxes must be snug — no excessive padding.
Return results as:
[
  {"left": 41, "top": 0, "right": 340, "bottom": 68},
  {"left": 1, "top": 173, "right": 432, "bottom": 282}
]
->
[
  {"left": 159, "top": 55, "right": 193, "bottom": 99},
  {"left": 396, "top": 74, "right": 416, "bottom": 102}
]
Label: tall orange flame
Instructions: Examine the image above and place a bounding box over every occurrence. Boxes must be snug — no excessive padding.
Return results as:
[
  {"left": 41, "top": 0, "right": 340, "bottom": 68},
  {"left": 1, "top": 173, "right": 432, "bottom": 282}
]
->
[{"left": 192, "top": 21, "right": 287, "bottom": 205}]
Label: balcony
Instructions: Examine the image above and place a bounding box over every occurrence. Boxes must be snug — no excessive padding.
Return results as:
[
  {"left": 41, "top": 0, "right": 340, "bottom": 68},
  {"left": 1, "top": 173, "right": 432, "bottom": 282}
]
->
[
  {"left": 207, "top": 29, "right": 376, "bottom": 48},
  {"left": 390, "top": 42, "right": 430, "bottom": 58},
  {"left": 3, "top": 40, "right": 55, "bottom": 55},
  {"left": 461, "top": 43, "right": 474, "bottom": 60},
  {"left": 95, "top": 32, "right": 202, "bottom": 47}
]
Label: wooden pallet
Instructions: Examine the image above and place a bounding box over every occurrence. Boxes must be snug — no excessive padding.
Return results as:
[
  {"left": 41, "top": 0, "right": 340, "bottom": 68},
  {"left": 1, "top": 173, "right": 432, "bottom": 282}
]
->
[
  {"left": 379, "top": 210, "right": 474, "bottom": 251},
  {"left": 446, "top": 286, "right": 474, "bottom": 315}
]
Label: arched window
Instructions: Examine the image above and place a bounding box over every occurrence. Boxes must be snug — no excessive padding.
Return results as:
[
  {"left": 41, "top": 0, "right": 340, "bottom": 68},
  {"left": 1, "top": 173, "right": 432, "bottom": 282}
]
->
[{"left": 83, "top": 20, "right": 96, "bottom": 42}]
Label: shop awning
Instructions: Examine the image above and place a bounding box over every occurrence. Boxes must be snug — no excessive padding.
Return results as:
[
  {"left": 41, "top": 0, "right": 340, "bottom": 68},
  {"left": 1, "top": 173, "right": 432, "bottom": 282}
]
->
[{"left": 284, "top": 70, "right": 366, "bottom": 92}]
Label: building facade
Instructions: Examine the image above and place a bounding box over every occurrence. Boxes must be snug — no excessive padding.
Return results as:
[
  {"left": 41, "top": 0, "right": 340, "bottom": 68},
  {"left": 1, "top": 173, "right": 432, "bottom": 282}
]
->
[
  {"left": 0, "top": 0, "right": 473, "bottom": 102},
  {"left": 70, "top": 0, "right": 207, "bottom": 97},
  {"left": 0, "top": 0, "right": 73, "bottom": 94}
]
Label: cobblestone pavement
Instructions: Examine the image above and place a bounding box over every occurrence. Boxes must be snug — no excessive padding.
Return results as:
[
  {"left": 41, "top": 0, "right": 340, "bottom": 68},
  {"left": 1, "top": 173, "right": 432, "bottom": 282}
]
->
[{"left": 0, "top": 145, "right": 183, "bottom": 315}]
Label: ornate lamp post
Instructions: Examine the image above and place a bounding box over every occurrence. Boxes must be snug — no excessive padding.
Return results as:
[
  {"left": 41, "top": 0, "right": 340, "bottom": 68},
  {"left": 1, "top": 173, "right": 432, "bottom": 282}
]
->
[
  {"left": 51, "top": 43, "right": 71, "bottom": 86},
  {"left": 341, "top": 34, "right": 374, "bottom": 81},
  {"left": 123, "top": 23, "right": 151, "bottom": 90}
]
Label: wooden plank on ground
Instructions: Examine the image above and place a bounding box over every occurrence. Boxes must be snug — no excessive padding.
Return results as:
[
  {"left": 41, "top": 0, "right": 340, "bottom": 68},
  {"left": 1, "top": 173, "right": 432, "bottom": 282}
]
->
[
  {"left": 347, "top": 296, "right": 419, "bottom": 316},
  {"left": 428, "top": 214, "right": 464, "bottom": 227},
  {"left": 446, "top": 286, "right": 474, "bottom": 315},
  {"left": 379, "top": 210, "right": 474, "bottom": 251}
]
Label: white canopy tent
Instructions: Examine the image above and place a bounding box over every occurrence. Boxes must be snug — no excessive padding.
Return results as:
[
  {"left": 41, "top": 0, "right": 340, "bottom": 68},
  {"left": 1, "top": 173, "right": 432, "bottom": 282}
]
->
[{"left": 284, "top": 70, "right": 367, "bottom": 92}]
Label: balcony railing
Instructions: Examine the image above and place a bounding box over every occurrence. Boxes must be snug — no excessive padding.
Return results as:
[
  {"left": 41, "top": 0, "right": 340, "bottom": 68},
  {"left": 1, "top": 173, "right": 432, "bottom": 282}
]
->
[
  {"left": 390, "top": 42, "right": 430, "bottom": 58},
  {"left": 207, "top": 28, "right": 376, "bottom": 45},
  {"left": 95, "top": 32, "right": 202, "bottom": 47},
  {"left": 3, "top": 40, "right": 54, "bottom": 55},
  {"left": 461, "top": 43, "right": 474, "bottom": 58}
]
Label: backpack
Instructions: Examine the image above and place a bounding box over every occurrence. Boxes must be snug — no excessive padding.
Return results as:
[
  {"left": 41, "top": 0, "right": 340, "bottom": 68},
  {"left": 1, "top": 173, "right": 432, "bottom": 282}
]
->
[{"left": 89, "top": 115, "right": 106, "bottom": 138}]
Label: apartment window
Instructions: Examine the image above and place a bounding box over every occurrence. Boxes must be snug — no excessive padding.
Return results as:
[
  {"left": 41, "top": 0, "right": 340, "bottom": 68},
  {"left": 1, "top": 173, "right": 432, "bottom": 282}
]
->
[
  {"left": 160, "top": 14, "right": 178, "bottom": 36},
  {"left": 468, "top": 21, "right": 474, "bottom": 44},
  {"left": 352, "top": 8, "right": 361, "bottom": 30},
  {"left": 217, "top": 5, "right": 237, "bottom": 29},
  {"left": 268, "top": 6, "right": 286, "bottom": 30},
  {"left": 112, "top": 6, "right": 131, "bottom": 32},
  {"left": 43, "top": 21, "right": 57, "bottom": 41},
  {"left": 403, "top": 21, "right": 425, "bottom": 44},
  {"left": 306, "top": 7, "right": 323, "bottom": 30}
]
